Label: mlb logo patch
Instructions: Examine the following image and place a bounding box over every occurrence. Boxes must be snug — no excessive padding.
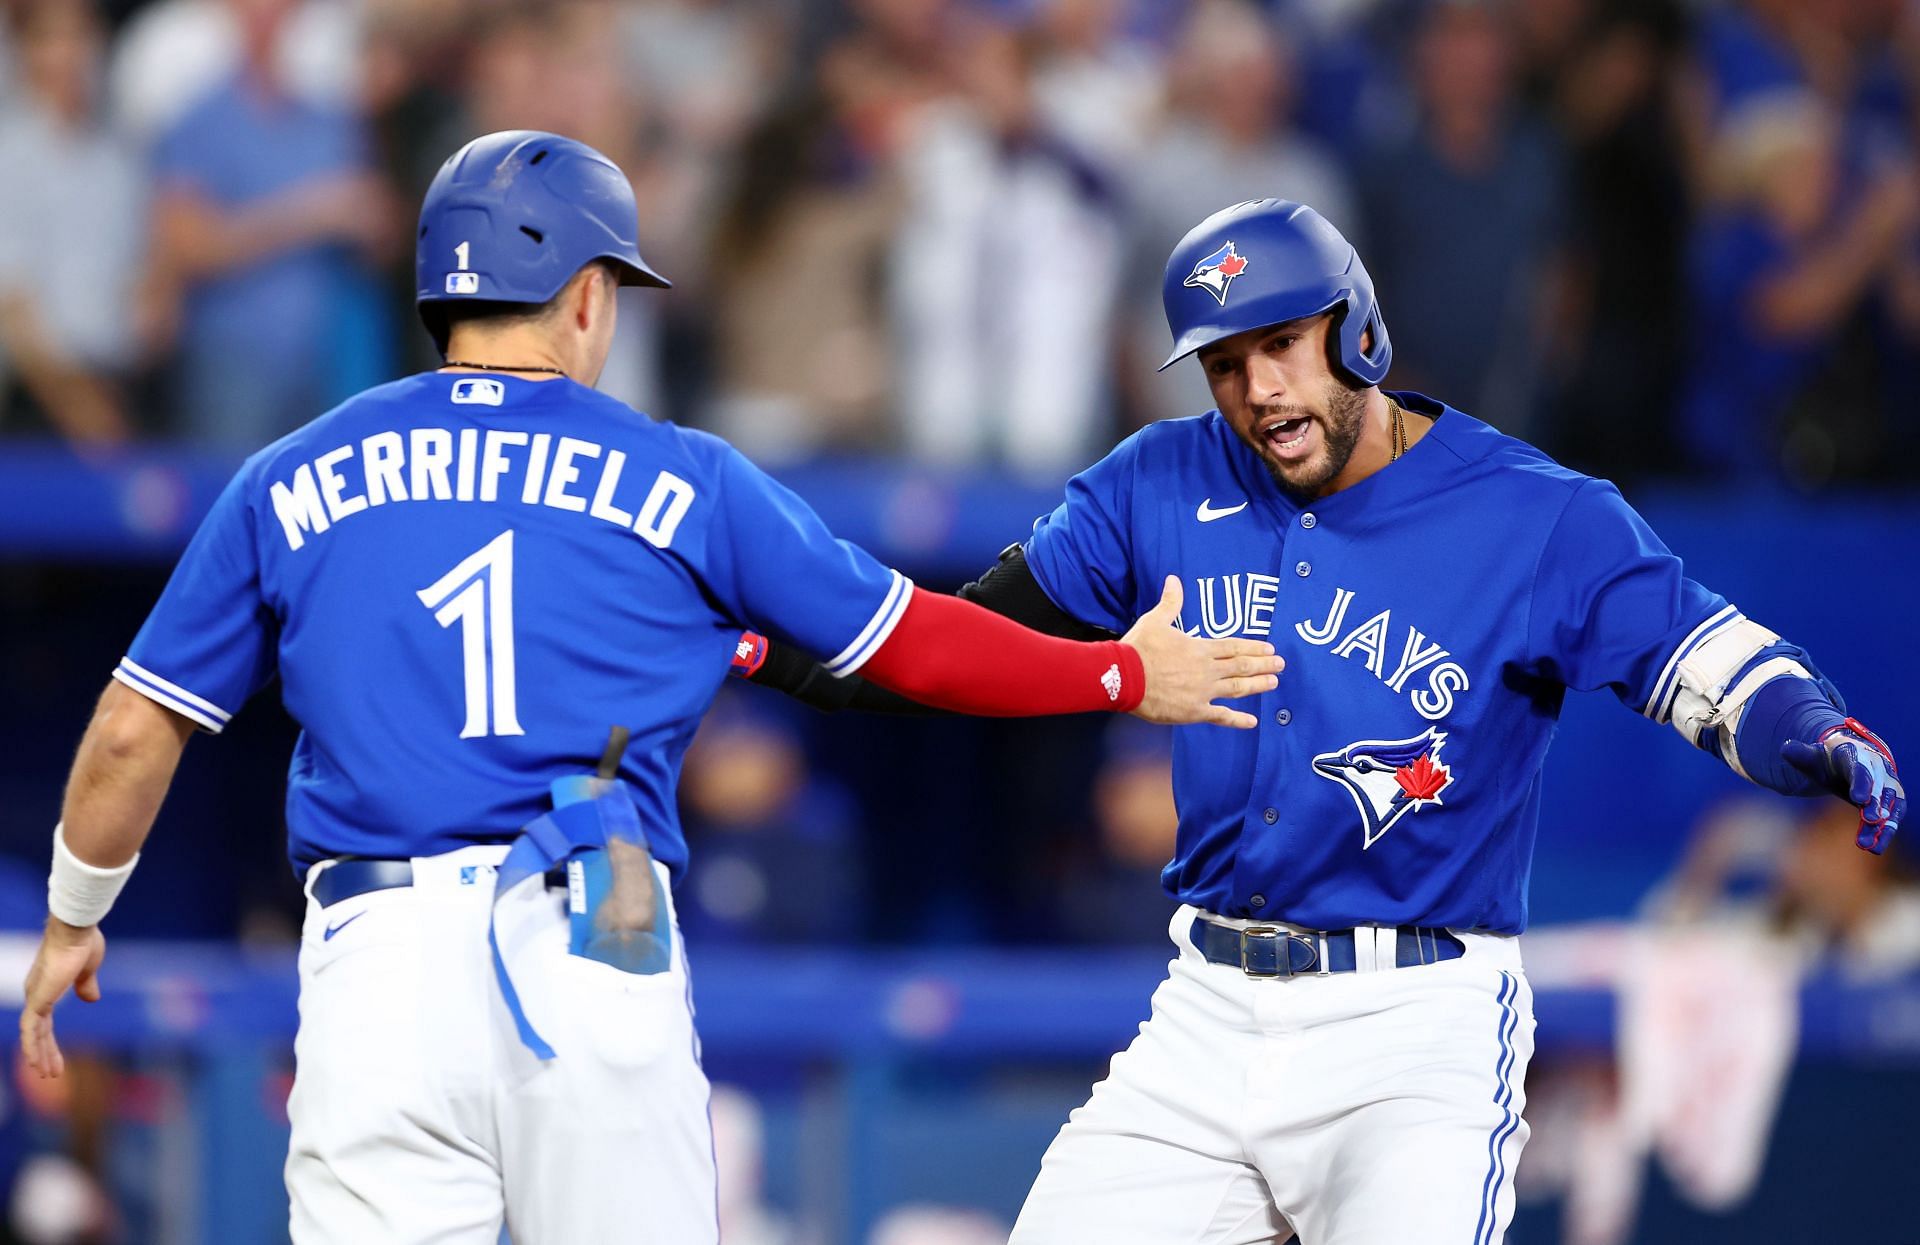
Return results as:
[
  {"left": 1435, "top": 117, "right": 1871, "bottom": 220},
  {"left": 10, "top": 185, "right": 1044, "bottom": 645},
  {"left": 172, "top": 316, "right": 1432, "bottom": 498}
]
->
[
  {"left": 1184, "top": 241, "right": 1250, "bottom": 306},
  {"left": 445, "top": 271, "right": 481, "bottom": 295},
  {"left": 451, "top": 378, "right": 505, "bottom": 406}
]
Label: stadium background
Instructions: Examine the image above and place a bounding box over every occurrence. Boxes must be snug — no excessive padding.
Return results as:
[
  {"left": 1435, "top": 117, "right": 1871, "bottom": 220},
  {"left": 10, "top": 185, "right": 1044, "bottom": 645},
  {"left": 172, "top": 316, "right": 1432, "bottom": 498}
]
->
[{"left": 2, "top": 0, "right": 1919, "bottom": 1239}]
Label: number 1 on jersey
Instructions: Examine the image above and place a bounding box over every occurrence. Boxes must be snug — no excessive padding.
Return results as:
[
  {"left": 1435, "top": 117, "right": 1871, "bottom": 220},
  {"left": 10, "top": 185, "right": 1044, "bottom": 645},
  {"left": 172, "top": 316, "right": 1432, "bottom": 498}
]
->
[{"left": 418, "top": 531, "right": 523, "bottom": 738}]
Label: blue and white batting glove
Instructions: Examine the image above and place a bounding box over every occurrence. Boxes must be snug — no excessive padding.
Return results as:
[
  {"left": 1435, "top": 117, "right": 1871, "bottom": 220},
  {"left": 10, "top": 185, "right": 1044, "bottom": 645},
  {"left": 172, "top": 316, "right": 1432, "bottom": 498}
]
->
[{"left": 1782, "top": 717, "right": 1906, "bottom": 855}]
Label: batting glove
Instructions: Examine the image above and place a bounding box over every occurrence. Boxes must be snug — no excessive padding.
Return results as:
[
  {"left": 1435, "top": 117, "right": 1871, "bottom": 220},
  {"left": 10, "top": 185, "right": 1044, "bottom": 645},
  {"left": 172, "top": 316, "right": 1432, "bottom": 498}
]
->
[{"left": 1782, "top": 717, "right": 1906, "bottom": 854}]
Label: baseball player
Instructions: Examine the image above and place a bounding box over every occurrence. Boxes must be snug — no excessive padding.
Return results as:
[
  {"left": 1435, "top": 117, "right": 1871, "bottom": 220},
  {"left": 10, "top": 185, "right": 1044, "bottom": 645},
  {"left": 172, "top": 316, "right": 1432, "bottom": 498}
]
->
[
  {"left": 738, "top": 199, "right": 1906, "bottom": 1243},
  {"left": 14, "top": 132, "right": 1284, "bottom": 1245}
]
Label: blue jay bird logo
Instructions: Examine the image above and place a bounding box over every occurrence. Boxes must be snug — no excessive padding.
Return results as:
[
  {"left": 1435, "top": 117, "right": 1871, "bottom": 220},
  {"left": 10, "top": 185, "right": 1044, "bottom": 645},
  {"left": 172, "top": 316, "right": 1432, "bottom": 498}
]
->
[
  {"left": 1184, "top": 241, "right": 1250, "bottom": 306},
  {"left": 1312, "top": 728, "right": 1456, "bottom": 849}
]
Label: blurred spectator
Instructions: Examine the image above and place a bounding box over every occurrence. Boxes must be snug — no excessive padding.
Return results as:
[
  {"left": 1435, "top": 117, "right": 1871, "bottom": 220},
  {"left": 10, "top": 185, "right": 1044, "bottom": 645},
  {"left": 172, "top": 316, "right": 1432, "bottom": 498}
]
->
[
  {"left": 106, "top": 0, "right": 356, "bottom": 146},
  {"left": 820, "top": 0, "right": 965, "bottom": 156},
  {"left": 703, "top": 81, "right": 901, "bottom": 458},
  {"left": 0, "top": 0, "right": 145, "bottom": 447},
  {"left": 1055, "top": 719, "right": 1177, "bottom": 945},
  {"left": 709, "top": 1085, "right": 804, "bottom": 1245},
  {"left": 616, "top": 0, "right": 787, "bottom": 420},
  {"left": 1269, "top": 0, "right": 1394, "bottom": 148},
  {"left": 1527, "top": 796, "right": 1920, "bottom": 1244},
  {"left": 677, "top": 690, "right": 867, "bottom": 945},
  {"left": 884, "top": 16, "right": 1127, "bottom": 471},
  {"left": 1538, "top": 0, "right": 1692, "bottom": 480},
  {"left": 146, "top": 0, "right": 399, "bottom": 448},
  {"left": 1692, "top": 0, "right": 1853, "bottom": 118},
  {"left": 0, "top": 14, "right": 14, "bottom": 108},
  {"left": 622, "top": 0, "right": 785, "bottom": 170},
  {"left": 1123, "top": 0, "right": 1357, "bottom": 424},
  {"left": 1358, "top": 0, "right": 1567, "bottom": 436},
  {"left": 1027, "top": 0, "right": 1159, "bottom": 177},
  {"left": 541, "top": 0, "right": 671, "bottom": 413},
  {"left": 1676, "top": 89, "right": 1918, "bottom": 483},
  {"left": 1774, "top": 800, "right": 1920, "bottom": 978},
  {"left": 868, "top": 1204, "right": 1009, "bottom": 1245}
]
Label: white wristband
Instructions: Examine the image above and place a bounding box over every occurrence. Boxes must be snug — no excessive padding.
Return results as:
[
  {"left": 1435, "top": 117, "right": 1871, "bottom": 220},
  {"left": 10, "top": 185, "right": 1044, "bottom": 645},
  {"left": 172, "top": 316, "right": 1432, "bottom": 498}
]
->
[{"left": 48, "top": 824, "right": 138, "bottom": 928}]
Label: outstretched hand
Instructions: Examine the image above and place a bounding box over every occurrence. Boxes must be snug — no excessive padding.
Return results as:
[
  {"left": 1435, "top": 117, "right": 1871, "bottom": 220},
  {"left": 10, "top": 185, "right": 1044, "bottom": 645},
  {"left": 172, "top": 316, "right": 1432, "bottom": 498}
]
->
[
  {"left": 1783, "top": 718, "right": 1905, "bottom": 854},
  {"left": 19, "top": 918, "right": 106, "bottom": 1080},
  {"left": 1122, "top": 576, "right": 1284, "bottom": 729}
]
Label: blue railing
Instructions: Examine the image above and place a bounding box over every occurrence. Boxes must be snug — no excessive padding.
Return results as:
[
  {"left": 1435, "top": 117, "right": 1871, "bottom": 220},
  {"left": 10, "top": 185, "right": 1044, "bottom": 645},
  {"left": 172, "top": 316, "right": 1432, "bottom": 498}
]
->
[{"left": 7, "top": 939, "right": 1920, "bottom": 1241}]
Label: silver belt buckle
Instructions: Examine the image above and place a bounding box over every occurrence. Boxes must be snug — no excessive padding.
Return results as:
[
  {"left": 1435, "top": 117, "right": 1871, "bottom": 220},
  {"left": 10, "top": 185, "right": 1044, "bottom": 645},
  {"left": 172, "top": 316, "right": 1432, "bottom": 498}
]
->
[
  {"left": 1238, "top": 925, "right": 1321, "bottom": 978},
  {"left": 1239, "top": 925, "right": 1283, "bottom": 977}
]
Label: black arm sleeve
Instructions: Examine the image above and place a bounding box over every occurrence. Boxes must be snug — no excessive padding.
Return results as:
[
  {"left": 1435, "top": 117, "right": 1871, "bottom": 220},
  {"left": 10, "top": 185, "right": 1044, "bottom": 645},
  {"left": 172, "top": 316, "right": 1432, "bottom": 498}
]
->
[{"left": 745, "top": 543, "right": 1116, "bottom": 715}]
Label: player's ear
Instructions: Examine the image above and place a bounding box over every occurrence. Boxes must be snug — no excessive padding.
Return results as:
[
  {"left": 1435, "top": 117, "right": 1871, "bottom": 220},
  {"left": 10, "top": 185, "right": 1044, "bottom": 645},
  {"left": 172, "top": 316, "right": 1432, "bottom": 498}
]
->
[{"left": 563, "top": 263, "right": 606, "bottom": 331}]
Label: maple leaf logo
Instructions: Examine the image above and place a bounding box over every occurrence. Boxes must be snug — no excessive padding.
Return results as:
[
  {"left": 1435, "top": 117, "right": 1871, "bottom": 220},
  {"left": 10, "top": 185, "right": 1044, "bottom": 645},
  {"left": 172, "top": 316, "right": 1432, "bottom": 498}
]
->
[
  {"left": 1217, "top": 253, "right": 1247, "bottom": 278},
  {"left": 1395, "top": 753, "right": 1450, "bottom": 802}
]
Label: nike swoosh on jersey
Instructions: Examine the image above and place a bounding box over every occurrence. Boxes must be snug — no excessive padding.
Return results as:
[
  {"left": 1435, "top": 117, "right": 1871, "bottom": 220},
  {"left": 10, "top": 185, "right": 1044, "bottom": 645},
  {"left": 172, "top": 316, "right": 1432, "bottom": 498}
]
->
[
  {"left": 323, "top": 912, "right": 366, "bottom": 941},
  {"left": 1196, "top": 499, "right": 1249, "bottom": 522}
]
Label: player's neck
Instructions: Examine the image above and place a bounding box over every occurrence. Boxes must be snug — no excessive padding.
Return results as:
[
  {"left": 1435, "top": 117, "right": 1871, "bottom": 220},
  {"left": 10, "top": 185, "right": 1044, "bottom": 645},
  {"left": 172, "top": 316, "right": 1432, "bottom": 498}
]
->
[
  {"left": 1317, "top": 390, "right": 1426, "bottom": 497},
  {"left": 440, "top": 330, "right": 576, "bottom": 382}
]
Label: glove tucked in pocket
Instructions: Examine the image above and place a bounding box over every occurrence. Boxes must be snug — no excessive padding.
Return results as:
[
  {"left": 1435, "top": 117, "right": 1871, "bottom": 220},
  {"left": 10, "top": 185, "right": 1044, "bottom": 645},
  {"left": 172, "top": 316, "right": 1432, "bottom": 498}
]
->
[
  {"left": 553, "top": 773, "right": 673, "bottom": 976},
  {"left": 492, "top": 772, "right": 675, "bottom": 1059}
]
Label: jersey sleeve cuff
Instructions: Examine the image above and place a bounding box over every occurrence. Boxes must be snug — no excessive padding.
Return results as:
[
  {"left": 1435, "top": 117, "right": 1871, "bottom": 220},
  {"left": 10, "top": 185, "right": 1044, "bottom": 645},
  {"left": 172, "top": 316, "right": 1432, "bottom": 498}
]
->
[
  {"left": 112, "top": 657, "right": 233, "bottom": 734},
  {"left": 1642, "top": 605, "right": 1741, "bottom": 722},
  {"left": 823, "top": 570, "right": 914, "bottom": 679}
]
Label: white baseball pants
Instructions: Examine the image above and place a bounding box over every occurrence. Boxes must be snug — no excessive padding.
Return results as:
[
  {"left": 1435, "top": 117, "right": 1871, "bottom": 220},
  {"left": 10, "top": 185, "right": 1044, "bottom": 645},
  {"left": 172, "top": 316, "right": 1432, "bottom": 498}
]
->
[
  {"left": 1011, "top": 907, "right": 1536, "bottom": 1245},
  {"left": 285, "top": 845, "right": 717, "bottom": 1244}
]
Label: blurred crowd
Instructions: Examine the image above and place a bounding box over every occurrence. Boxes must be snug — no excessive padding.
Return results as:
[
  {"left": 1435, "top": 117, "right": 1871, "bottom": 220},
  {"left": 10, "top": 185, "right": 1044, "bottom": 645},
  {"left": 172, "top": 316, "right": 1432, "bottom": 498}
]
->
[
  {"left": 1519, "top": 795, "right": 1920, "bottom": 1245},
  {"left": 0, "top": 0, "right": 1917, "bottom": 484}
]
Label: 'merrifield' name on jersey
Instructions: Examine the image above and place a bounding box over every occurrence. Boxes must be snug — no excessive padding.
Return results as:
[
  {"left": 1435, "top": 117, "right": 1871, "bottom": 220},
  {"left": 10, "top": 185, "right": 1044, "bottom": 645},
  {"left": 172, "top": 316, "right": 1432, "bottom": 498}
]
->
[{"left": 267, "top": 428, "right": 696, "bottom": 552}]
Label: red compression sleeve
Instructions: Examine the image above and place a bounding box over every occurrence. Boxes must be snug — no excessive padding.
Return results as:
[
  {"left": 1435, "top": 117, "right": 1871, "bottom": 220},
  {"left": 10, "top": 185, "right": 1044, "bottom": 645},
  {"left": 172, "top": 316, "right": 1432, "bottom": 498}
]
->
[{"left": 857, "top": 587, "right": 1145, "bottom": 716}]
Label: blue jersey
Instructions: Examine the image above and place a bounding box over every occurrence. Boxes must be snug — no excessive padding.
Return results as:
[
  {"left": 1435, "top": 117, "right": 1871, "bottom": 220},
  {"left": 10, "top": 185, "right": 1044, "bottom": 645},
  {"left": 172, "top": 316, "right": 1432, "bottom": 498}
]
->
[
  {"left": 114, "top": 373, "right": 910, "bottom": 874},
  {"left": 1025, "top": 392, "right": 1730, "bottom": 934}
]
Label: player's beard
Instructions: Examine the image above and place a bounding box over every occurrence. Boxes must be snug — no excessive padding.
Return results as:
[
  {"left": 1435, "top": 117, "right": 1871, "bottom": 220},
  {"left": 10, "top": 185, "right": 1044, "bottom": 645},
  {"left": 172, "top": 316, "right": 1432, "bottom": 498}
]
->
[{"left": 1254, "top": 378, "right": 1370, "bottom": 503}]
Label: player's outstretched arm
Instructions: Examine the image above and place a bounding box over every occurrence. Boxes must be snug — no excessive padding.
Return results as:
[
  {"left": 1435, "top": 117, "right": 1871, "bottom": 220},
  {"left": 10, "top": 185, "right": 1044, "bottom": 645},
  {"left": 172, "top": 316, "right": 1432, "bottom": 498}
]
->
[
  {"left": 22, "top": 682, "right": 194, "bottom": 1079},
  {"left": 739, "top": 544, "right": 1110, "bottom": 716},
  {"left": 855, "top": 577, "right": 1281, "bottom": 727}
]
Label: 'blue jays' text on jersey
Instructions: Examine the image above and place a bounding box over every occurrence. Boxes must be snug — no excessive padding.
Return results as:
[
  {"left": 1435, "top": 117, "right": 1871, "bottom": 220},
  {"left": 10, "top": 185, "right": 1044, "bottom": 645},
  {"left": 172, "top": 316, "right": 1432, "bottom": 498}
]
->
[
  {"left": 113, "top": 373, "right": 911, "bottom": 874},
  {"left": 1024, "top": 391, "right": 1731, "bottom": 935}
]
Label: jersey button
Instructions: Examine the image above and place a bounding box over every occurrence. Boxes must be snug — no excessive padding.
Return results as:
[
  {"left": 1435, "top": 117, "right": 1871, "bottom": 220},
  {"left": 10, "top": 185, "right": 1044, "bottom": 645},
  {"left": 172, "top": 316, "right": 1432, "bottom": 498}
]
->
[
  {"left": 1300, "top": 513, "right": 1317, "bottom": 529},
  {"left": 1275, "top": 708, "right": 1292, "bottom": 726},
  {"left": 1262, "top": 807, "right": 1278, "bottom": 825},
  {"left": 1251, "top": 893, "right": 1268, "bottom": 908},
  {"left": 1294, "top": 561, "right": 1311, "bottom": 578}
]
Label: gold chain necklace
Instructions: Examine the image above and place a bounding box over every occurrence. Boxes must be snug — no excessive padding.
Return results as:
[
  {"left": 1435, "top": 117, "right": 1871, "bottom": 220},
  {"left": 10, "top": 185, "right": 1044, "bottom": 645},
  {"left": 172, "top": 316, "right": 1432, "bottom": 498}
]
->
[{"left": 1388, "top": 398, "right": 1406, "bottom": 462}]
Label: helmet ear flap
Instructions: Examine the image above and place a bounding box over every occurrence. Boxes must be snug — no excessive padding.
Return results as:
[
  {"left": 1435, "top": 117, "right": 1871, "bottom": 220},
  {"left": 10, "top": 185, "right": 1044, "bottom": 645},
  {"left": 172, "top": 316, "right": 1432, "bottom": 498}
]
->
[{"left": 1334, "top": 292, "right": 1391, "bottom": 387}]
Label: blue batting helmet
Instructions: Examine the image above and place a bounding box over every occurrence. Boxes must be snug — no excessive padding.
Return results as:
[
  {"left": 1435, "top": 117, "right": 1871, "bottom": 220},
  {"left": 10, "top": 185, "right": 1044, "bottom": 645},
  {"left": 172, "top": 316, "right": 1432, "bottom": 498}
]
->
[
  {"left": 415, "top": 130, "right": 670, "bottom": 350},
  {"left": 1159, "top": 199, "right": 1391, "bottom": 386}
]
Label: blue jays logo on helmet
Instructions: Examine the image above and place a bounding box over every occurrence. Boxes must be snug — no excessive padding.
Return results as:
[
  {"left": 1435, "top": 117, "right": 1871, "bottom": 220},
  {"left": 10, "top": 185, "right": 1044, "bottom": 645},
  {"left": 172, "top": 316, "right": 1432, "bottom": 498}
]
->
[
  {"left": 1183, "top": 241, "right": 1250, "bottom": 306},
  {"left": 1312, "top": 728, "right": 1455, "bottom": 849}
]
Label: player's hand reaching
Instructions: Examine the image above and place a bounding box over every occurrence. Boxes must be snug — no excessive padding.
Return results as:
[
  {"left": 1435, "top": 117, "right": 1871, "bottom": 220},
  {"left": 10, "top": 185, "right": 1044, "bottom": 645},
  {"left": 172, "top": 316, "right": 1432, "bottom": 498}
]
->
[
  {"left": 19, "top": 917, "right": 107, "bottom": 1080},
  {"left": 1783, "top": 718, "right": 1905, "bottom": 854},
  {"left": 1122, "top": 576, "right": 1283, "bottom": 729}
]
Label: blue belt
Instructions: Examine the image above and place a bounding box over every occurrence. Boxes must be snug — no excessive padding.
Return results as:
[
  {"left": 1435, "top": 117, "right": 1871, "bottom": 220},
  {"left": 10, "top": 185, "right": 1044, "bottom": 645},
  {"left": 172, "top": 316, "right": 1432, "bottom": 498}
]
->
[
  {"left": 310, "top": 857, "right": 563, "bottom": 907},
  {"left": 1191, "top": 915, "right": 1464, "bottom": 977},
  {"left": 311, "top": 858, "right": 416, "bottom": 907},
  {"left": 308, "top": 784, "right": 657, "bottom": 1063}
]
